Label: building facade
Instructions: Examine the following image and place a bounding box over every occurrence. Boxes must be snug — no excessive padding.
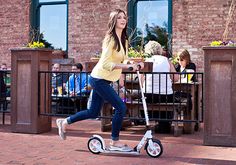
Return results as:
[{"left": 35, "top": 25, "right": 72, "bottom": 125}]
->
[{"left": 0, "top": 0, "right": 235, "bottom": 72}]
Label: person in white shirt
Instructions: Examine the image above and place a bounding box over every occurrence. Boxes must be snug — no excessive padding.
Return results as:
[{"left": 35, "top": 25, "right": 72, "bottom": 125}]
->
[
  {"left": 143, "top": 41, "right": 179, "bottom": 133},
  {"left": 144, "top": 41, "right": 179, "bottom": 103}
]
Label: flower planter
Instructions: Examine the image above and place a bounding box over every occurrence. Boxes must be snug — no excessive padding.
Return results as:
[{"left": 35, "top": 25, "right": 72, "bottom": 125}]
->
[
  {"left": 203, "top": 46, "right": 236, "bottom": 146},
  {"left": 129, "top": 57, "right": 144, "bottom": 62}
]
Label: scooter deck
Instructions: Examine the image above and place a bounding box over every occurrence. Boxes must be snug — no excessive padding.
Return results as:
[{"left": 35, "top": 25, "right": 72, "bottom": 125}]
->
[{"left": 102, "top": 147, "right": 140, "bottom": 155}]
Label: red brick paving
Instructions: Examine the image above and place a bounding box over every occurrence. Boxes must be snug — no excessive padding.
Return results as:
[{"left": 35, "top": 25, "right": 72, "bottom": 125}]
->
[{"left": 0, "top": 116, "right": 236, "bottom": 165}]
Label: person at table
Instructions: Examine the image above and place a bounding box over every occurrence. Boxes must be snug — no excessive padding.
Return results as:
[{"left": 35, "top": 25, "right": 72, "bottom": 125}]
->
[
  {"left": 56, "top": 9, "right": 143, "bottom": 151},
  {"left": 144, "top": 40, "right": 179, "bottom": 133},
  {"left": 58, "top": 63, "right": 90, "bottom": 113},
  {"left": 0, "top": 63, "right": 7, "bottom": 70},
  {"left": 0, "top": 71, "right": 7, "bottom": 110},
  {"left": 66, "top": 63, "right": 91, "bottom": 96},
  {"left": 175, "top": 49, "right": 196, "bottom": 110},
  {"left": 0, "top": 63, "right": 10, "bottom": 97},
  {"left": 144, "top": 40, "right": 179, "bottom": 103},
  {"left": 51, "top": 63, "right": 68, "bottom": 95},
  {"left": 175, "top": 49, "right": 197, "bottom": 82}
]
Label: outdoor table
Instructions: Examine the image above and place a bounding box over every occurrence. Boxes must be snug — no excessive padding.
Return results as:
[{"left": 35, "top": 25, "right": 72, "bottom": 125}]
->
[
  {"left": 173, "top": 81, "right": 201, "bottom": 133},
  {"left": 51, "top": 94, "right": 88, "bottom": 114}
]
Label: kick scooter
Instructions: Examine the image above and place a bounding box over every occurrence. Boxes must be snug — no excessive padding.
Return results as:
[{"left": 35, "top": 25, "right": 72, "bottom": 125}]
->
[{"left": 87, "top": 67, "right": 163, "bottom": 158}]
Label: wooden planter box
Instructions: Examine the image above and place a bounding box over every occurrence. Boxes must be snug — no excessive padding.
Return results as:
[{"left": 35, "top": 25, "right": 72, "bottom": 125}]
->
[
  {"left": 11, "top": 48, "right": 52, "bottom": 133},
  {"left": 203, "top": 46, "right": 236, "bottom": 146}
]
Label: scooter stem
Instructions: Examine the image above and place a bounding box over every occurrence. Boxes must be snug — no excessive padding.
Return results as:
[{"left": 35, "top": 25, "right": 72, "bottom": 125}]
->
[{"left": 136, "top": 70, "right": 150, "bottom": 126}]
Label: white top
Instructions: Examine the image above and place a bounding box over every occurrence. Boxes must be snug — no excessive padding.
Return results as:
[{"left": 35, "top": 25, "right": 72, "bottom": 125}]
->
[{"left": 144, "top": 55, "right": 173, "bottom": 94}]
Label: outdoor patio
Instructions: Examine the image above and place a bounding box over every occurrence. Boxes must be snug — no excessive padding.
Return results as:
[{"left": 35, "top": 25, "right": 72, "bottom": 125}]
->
[
  {"left": 0, "top": 115, "right": 236, "bottom": 165},
  {"left": 1, "top": 1, "right": 236, "bottom": 164}
]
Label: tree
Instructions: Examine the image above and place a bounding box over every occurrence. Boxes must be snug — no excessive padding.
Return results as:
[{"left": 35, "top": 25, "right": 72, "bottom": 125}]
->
[{"left": 144, "top": 24, "right": 168, "bottom": 49}]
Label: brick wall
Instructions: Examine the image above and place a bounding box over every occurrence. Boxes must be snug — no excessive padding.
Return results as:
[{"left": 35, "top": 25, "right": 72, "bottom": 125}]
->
[
  {"left": 68, "top": 0, "right": 127, "bottom": 63},
  {"left": 172, "top": 0, "right": 236, "bottom": 71},
  {"left": 0, "top": 0, "right": 236, "bottom": 72},
  {"left": 0, "top": 0, "right": 30, "bottom": 68}
]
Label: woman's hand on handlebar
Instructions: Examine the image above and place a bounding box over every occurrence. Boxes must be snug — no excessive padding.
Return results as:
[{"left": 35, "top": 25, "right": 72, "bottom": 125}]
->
[
  {"left": 137, "top": 62, "right": 144, "bottom": 70},
  {"left": 128, "top": 62, "right": 144, "bottom": 71}
]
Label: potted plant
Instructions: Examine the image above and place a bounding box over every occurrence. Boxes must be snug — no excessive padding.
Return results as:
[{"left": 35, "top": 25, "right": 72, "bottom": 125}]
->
[
  {"left": 10, "top": 28, "right": 53, "bottom": 134},
  {"left": 128, "top": 46, "right": 151, "bottom": 62},
  {"left": 169, "top": 53, "right": 179, "bottom": 67}
]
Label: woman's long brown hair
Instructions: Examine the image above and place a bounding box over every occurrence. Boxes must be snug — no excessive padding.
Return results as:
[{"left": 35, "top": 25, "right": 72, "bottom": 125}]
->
[{"left": 104, "top": 9, "right": 128, "bottom": 53}]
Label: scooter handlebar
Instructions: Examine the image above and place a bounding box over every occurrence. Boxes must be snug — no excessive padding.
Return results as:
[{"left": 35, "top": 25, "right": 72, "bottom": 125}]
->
[{"left": 128, "top": 64, "right": 141, "bottom": 71}]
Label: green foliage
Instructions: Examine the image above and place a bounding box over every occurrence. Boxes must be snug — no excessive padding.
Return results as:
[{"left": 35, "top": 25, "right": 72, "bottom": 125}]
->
[
  {"left": 128, "top": 46, "right": 151, "bottom": 59},
  {"left": 128, "top": 47, "right": 142, "bottom": 58},
  {"left": 129, "top": 23, "right": 169, "bottom": 56},
  {"left": 169, "top": 54, "right": 179, "bottom": 65},
  {"left": 39, "top": 33, "right": 54, "bottom": 49},
  {"left": 144, "top": 24, "right": 168, "bottom": 49}
]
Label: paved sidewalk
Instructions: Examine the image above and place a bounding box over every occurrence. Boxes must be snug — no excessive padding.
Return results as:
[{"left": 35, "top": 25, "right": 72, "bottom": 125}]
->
[{"left": 0, "top": 117, "right": 236, "bottom": 165}]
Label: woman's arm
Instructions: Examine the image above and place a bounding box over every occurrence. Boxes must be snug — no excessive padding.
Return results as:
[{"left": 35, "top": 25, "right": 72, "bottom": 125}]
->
[
  {"left": 113, "top": 63, "right": 141, "bottom": 70},
  {"left": 168, "top": 60, "right": 179, "bottom": 82}
]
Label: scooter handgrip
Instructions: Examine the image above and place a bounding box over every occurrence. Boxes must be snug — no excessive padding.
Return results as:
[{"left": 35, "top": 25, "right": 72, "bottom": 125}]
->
[
  {"left": 128, "top": 67, "right": 133, "bottom": 71},
  {"left": 137, "top": 64, "right": 141, "bottom": 70}
]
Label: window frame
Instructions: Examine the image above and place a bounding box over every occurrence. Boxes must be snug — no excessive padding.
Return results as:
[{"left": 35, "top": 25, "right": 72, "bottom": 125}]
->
[
  {"left": 128, "top": 0, "right": 172, "bottom": 54},
  {"left": 30, "top": 0, "right": 68, "bottom": 55}
]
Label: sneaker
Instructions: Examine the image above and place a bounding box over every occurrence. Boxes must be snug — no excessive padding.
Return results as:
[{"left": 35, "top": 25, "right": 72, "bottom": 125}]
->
[
  {"left": 109, "top": 144, "right": 133, "bottom": 152},
  {"left": 56, "top": 119, "right": 66, "bottom": 140},
  {"left": 109, "top": 141, "right": 132, "bottom": 152}
]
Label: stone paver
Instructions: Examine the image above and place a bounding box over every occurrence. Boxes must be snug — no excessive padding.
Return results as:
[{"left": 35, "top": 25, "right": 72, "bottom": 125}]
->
[{"left": 0, "top": 117, "right": 236, "bottom": 165}]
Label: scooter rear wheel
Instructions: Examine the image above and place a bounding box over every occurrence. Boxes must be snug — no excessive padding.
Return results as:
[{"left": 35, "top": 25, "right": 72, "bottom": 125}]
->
[
  {"left": 87, "top": 137, "right": 103, "bottom": 154},
  {"left": 145, "top": 139, "right": 163, "bottom": 158}
]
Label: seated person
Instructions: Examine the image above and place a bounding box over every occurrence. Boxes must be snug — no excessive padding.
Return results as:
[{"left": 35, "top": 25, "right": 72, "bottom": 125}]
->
[
  {"left": 143, "top": 41, "right": 179, "bottom": 133},
  {"left": 57, "top": 63, "right": 91, "bottom": 113},
  {"left": 0, "top": 71, "right": 7, "bottom": 110},
  {"left": 0, "top": 63, "right": 10, "bottom": 97},
  {"left": 144, "top": 41, "right": 179, "bottom": 103},
  {"left": 175, "top": 49, "right": 197, "bottom": 82},
  {"left": 66, "top": 63, "right": 91, "bottom": 96},
  {"left": 0, "top": 63, "right": 7, "bottom": 70},
  {"left": 51, "top": 63, "right": 68, "bottom": 95},
  {"left": 175, "top": 49, "right": 196, "bottom": 110}
]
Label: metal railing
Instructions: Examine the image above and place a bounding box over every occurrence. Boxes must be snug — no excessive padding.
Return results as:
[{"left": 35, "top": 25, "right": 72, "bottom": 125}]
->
[
  {"left": 39, "top": 71, "right": 91, "bottom": 117},
  {"left": 39, "top": 71, "right": 204, "bottom": 125}
]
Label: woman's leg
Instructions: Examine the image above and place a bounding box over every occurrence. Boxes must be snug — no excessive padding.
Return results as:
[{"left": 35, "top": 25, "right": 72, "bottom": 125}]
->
[
  {"left": 57, "top": 77, "right": 126, "bottom": 142},
  {"left": 56, "top": 77, "right": 104, "bottom": 140},
  {"left": 86, "top": 78, "right": 127, "bottom": 141},
  {"left": 67, "top": 90, "right": 104, "bottom": 123}
]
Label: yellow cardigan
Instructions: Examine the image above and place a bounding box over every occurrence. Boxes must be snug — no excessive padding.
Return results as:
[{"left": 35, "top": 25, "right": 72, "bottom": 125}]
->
[{"left": 91, "top": 37, "right": 128, "bottom": 82}]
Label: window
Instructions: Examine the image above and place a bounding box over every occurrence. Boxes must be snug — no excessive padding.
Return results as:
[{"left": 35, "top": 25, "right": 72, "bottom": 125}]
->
[
  {"left": 128, "top": 0, "right": 172, "bottom": 55},
  {"left": 31, "top": 0, "right": 68, "bottom": 51},
  {"left": 39, "top": 0, "right": 65, "bottom": 2}
]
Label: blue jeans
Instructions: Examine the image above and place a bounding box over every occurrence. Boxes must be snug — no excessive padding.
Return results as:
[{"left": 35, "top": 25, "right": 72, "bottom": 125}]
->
[{"left": 67, "top": 76, "right": 127, "bottom": 141}]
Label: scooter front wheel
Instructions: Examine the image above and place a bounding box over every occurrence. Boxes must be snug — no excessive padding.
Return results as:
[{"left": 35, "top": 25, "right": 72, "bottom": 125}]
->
[
  {"left": 87, "top": 137, "right": 103, "bottom": 154},
  {"left": 145, "top": 139, "right": 163, "bottom": 158}
]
